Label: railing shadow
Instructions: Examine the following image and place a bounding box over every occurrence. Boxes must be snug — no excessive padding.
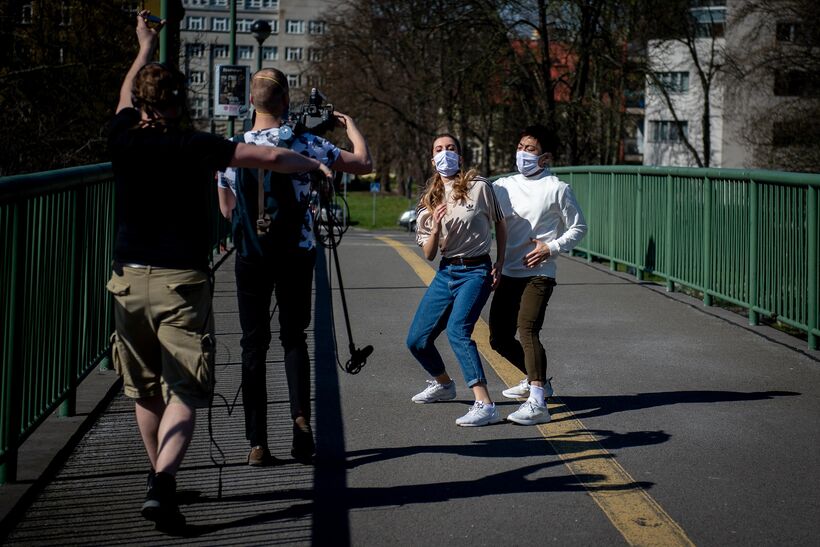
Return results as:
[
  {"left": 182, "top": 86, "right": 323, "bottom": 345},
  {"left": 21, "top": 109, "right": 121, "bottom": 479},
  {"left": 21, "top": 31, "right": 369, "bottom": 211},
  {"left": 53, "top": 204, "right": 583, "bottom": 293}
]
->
[{"left": 552, "top": 390, "right": 800, "bottom": 422}]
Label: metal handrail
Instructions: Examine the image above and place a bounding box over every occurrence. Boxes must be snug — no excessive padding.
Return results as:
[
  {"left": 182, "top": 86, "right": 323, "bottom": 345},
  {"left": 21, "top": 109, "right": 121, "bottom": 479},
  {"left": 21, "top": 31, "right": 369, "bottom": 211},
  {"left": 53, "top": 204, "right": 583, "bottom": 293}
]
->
[
  {"left": 540, "top": 165, "right": 818, "bottom": 351},
  {"left": 0, "top": 162, "right": 232, "bottom": 484}
]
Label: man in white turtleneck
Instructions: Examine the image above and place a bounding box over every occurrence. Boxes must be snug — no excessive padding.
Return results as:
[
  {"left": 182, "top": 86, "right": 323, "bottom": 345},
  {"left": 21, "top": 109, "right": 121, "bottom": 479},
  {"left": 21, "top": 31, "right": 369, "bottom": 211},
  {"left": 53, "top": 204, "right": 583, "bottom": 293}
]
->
[{"left": 489, "top": 124, "right": 587, "bottom": 425}]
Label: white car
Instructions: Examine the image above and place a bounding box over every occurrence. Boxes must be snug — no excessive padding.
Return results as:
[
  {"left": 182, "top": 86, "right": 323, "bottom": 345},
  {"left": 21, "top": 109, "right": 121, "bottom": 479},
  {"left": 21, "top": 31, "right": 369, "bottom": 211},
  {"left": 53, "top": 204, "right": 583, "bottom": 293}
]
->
[{"left": 398, "top": 208, "right": 417, "bottom": 231}]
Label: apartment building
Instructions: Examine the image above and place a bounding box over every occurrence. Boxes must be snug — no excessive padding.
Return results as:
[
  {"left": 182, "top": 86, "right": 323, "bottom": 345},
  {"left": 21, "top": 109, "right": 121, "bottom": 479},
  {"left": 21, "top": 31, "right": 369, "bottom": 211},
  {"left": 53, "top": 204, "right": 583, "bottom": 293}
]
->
[
  {"left": 643, "top": 0, "right": 820, "bottom": 170},
  {"left": 643, "top": 0, "right": 727, "bottom": 168},
  {"left": 178, "top": 0, "right": 339, "bottom": 132}
]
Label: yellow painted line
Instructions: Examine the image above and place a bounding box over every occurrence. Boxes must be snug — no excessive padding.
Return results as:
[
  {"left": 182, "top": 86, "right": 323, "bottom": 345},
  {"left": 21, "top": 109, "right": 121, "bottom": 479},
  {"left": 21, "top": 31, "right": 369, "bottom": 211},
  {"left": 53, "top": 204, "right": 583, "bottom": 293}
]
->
[{"left": 378, "top": 235, "right": 695, "bottom": 547}]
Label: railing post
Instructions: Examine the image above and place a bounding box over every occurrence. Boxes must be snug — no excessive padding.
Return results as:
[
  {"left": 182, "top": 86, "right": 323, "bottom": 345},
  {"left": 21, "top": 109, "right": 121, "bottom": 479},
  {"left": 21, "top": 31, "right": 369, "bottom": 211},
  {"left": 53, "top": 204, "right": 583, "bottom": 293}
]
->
[
  {"left": 2, "top": 202, "right": 25, "bottom": 484},
  {"left": 748, "top": 180, "right": 759, "bottom": 326},
  {"left": 60, "top": 188, "right": 84, "bottom": 418},
  {"left": 635, "top": 172, "right": 643, "bottom": 281},
  {"left": 703, "top": 176, "right": 712, "bottom": 306},
  {"left": 665, "top": 174, "right": 674, "bottom": 292},
  {"left": 609, "top": 172, "right": 615, "bottom": 271},
  {"left": 580, "top": 172, "right": 592, "bottom": 263},
  {"left": 808, "top": 185, "right": 818, "bottom": 350}
]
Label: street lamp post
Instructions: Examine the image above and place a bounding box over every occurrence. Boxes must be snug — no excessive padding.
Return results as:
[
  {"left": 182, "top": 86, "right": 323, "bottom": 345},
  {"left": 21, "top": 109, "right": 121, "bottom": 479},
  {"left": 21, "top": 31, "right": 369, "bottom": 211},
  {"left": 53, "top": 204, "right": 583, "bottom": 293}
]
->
[{"left": 251, "top": 20, "right": 272, "bottom": 73}]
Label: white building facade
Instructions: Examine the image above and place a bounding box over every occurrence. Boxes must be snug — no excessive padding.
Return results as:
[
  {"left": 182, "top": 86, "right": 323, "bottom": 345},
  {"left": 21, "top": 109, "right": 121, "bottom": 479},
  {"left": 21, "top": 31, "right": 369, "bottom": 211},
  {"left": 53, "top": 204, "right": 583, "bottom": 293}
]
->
[
  {"left": 643, "top": 0, "right": 820, "bottom": 171},
  {"left": 643, "top": 1, "right": 727, "bottom": 168},
  {"left": 178, "top": 0, "right": 339, "bottom": 133}
]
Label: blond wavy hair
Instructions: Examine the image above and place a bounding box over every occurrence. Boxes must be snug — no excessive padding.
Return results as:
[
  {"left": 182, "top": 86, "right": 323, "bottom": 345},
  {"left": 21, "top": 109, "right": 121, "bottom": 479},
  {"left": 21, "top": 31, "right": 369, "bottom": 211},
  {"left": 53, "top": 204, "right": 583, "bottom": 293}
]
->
[{"left": 419, "top": 133, "right": 478, "bottom": 212}]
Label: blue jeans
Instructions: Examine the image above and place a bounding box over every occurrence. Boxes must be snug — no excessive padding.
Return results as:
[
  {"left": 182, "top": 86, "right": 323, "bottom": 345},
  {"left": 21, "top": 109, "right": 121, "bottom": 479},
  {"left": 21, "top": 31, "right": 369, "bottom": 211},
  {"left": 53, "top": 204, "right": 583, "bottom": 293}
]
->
[{"left": 406, "top": 261, "right": 493, "bottom": 387}]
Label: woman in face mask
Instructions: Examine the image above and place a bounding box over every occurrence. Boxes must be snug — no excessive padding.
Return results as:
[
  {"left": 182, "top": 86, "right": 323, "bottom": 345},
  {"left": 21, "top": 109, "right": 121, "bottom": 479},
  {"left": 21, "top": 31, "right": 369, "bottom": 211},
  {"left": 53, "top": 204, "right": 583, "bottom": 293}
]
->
[
  {"left": 488, "top": 125, "right": 587, "bottom": 426},
  {"left": 406, "top": 134, "right": 507, "bottom": 427}
]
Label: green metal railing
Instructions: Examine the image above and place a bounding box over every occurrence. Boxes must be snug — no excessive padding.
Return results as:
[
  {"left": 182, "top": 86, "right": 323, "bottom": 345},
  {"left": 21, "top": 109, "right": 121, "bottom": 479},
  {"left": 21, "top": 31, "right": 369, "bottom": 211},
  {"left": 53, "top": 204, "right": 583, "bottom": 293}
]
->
[
  {"left": 0, "top": 163, "right": 232, "bottom": 484},
  {"left": 553, "top": 166, "right": 819, "bottom": 350}
]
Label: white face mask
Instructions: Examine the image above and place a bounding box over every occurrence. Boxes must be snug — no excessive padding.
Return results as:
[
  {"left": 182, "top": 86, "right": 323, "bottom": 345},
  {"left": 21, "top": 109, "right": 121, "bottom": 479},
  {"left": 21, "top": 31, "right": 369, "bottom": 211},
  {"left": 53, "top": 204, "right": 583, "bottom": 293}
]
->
[
  {"left": 433, "top": 150, "right": 461, "bottom": 178},
  {"left": 516, "top": 150, "right": 544, "bottom": 177}
]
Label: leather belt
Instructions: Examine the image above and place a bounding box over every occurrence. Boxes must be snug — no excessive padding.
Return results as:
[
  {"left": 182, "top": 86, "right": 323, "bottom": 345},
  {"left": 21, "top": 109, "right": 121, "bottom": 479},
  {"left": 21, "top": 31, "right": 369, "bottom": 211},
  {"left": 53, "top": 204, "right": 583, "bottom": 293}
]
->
[{"left": 441, "top": 254, "right": 491, "bottom": 266}]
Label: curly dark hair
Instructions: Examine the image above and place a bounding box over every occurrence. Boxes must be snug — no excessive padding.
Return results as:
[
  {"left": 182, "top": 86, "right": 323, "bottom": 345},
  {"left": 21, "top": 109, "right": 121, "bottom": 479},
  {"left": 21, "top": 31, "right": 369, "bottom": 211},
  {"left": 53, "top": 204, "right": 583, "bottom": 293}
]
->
[{"left": 131, "top": 62, "right": 187, "bottom": 120}]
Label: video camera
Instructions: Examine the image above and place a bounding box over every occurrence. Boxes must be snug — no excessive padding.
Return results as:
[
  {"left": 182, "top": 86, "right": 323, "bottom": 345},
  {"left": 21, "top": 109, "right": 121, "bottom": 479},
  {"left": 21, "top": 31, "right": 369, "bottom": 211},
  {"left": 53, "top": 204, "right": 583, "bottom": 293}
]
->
[{"left": 287, "top": 88, "right": 336, "bottom": 136}]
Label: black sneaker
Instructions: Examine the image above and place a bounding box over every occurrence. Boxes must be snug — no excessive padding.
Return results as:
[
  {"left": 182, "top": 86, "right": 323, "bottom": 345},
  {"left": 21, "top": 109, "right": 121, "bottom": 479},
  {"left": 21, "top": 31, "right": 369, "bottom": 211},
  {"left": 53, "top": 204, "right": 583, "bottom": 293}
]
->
[
  {"left": 291, "top": 422, "right": 315, "bottom": 464},
  {"left": 141, "top": 472, "right": 186, "bottom": 529}
]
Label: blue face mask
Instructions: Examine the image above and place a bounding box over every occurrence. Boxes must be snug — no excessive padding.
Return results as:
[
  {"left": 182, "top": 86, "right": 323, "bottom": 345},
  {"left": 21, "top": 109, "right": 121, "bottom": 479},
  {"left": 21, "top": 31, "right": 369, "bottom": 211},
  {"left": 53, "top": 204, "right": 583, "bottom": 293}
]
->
[
  {"left": 516, "top": 151, "right": 544, "bottom": 177},
  {"left": 433, "top": 150, "right": 461, "bottom": 177}
]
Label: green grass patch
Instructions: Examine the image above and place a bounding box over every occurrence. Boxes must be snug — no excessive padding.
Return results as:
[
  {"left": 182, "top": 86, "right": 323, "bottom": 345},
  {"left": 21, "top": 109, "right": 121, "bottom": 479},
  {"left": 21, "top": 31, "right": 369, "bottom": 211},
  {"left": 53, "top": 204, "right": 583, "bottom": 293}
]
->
[{"left": 340, "top": 191, "right": 416, "bottom": 230}]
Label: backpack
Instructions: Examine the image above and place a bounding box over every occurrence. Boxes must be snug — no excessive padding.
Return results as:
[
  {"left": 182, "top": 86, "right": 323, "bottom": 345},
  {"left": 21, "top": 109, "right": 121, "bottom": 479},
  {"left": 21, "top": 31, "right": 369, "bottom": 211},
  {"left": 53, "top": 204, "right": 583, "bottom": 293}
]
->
[{"left": 230, "top": 134, "right": 306, "bottom": 257}]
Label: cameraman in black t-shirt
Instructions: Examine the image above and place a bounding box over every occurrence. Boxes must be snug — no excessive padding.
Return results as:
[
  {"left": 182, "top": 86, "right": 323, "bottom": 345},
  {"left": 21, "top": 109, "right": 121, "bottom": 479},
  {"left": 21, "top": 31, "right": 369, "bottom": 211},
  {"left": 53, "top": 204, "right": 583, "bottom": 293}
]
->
[{"left": 107, "top": 12, "right": 330, "bottom": 531}]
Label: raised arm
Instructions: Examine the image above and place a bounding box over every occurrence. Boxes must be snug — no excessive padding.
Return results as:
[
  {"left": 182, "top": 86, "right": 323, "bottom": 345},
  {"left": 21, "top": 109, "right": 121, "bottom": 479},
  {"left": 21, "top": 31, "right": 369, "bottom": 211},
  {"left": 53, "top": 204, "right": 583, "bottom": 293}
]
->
[
  {"left": 230, "top": 143, "right": 329, "bottom": 175},
  {"left": 330, "top": 112, "right": 373, "bottom": 175},
  {"left": 117, "top": 11, "right": 163, "bottom": 113}
]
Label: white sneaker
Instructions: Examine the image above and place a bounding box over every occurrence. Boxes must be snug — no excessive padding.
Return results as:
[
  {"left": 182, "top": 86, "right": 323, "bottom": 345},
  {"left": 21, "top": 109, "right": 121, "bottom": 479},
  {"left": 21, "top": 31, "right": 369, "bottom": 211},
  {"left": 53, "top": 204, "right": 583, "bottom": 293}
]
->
[
  {"left": 455, "top": 401, "right": 502, "bottom": 427},
  {"left": 507, "top": 400, "right": 551, "bottom": 425},
  {"left": 411, "top": 380, "right": 456, "bottom": 403},
  {"left": 501, "top": 377, "right": 555, "bottom": 399}
]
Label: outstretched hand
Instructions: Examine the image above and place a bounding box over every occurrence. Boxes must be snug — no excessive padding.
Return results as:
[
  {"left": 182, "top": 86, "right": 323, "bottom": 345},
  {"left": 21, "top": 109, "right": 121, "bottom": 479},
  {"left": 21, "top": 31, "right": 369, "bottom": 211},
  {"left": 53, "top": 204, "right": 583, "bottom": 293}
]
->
[
  {"left": 136, "top": 10, "right": 163, "bottom": 49},
  {"left": 333, "top": 111, "right": 351, "bottom": 130}
]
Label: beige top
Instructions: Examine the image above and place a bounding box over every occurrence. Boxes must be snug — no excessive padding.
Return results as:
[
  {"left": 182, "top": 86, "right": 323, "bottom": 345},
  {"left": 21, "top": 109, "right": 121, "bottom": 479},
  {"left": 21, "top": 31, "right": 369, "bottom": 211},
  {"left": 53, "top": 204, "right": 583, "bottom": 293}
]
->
[{"left": 416, "top": 176, "right": 504, "bottom": 258}]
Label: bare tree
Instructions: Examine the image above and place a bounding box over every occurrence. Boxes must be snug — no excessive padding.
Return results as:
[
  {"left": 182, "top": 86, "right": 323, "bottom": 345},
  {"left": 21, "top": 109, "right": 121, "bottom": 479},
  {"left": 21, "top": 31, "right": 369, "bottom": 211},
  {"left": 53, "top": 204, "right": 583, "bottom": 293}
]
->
[
  {"left": 0, "top": 1, "right": 136, "bottom": 176},
  {"left": 726, "top": 0, "right": 820, "bottom": 171},
  {"left": 642, "top": 0, "right": 728, "bottom": 168}
]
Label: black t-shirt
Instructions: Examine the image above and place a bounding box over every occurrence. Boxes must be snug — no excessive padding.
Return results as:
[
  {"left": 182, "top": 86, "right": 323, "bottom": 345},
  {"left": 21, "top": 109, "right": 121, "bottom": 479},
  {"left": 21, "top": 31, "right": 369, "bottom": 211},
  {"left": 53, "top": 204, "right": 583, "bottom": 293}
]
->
[{"left": 108, "top": 108, "right": 237, "bottom": 271}]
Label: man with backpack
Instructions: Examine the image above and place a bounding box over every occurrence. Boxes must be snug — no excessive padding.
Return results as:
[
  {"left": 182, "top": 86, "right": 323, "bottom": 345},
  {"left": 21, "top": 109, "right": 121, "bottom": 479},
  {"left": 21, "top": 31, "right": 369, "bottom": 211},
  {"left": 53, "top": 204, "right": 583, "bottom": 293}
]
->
[{"left": 218, "top": 68, "right": 371, "bottom": 465}]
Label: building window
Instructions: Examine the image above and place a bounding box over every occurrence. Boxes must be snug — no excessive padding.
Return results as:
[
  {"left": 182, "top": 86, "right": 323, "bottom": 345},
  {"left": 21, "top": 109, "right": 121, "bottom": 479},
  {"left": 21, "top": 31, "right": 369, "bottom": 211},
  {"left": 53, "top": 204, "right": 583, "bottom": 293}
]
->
[
  {"left": 211, "top": 18, "right": 228, "bottom": 32},
  {"left": 187, "top": 0, "right": 210, "bottom": 7},
  {"left": 213, "top": 0, "right": 227, "bottom": 6},
  {"left": 774, "top": 70, "right": 820, "bottom": 97},
  {"left": 186, "top": 43, "right": 206, "bottom": 58},
  {"left": 308, "top": 20, "right": 326, "bottom": 34},
  {"left": 287, "top": 74, "right": 301, "bottom": 88},
  {"left": 262, "top": 0, "right": 278, "bottom": 7},
  {"left": 776, "top": 22, "right": 816, "bottom": 46},
  {"left": 650, "top": 120, "right": 688, "bottom": 143},
  {"left": 654, "top": 71, "right": 689, "bottom": 93},
  {"left": 305, "top": 74, "right": 325, "bottom": 88},
  {"left": 20, "top": 3, "right": 33, "bottom": 24},
  {"left": 238, "top": 46, "right": 254, "bottom": 60},
  {"left": 120, "top": 1, "right": 141, "bottom": 14},
  {"left": 246, "top": 0, "right": 262, "bottom": 8},
  {"left": 772, "top": 120, "right": 820, "bottom": 147},
  {"left": 690, "top": 6, "right": 725, "bottom": 38},
  {"left": 191, "top": 96, "right": 207, "bottom": 119},
  {"left": 285, "top": 47, "right": 303, "bottom": 61},
  {"left": 286, "top": 20, "right": 305, "bottom": 34},
  {"left": 270, "top": 19, "right": 279, "bottom": 33},
  {"left": 59, "top": 2, "right": 72, "bottom": 26},
  {"left": 262, "top": 46, "right": 278, "bottom": 61},
  {"left": 308, "top": 48, "right": 322, "bottom": 62},
  {"left": 213, "top": 45, "right": 229, "bottom": 58},
  {"left": 186, "top": 16, "right": 205, "bottom": 31},
  {"left": 237, "top": 19, "right": 254, "bottom": 33},
  {"left": 189, "top": 71, "right": 206, "bottom": 85}
]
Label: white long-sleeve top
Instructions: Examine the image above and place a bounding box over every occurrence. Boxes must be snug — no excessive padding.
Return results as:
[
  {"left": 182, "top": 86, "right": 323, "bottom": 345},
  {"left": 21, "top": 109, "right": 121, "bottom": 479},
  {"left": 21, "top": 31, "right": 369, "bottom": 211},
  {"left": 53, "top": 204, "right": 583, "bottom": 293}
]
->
[{"left": 493, "top": 169, "right": 587, "bottom": 278}]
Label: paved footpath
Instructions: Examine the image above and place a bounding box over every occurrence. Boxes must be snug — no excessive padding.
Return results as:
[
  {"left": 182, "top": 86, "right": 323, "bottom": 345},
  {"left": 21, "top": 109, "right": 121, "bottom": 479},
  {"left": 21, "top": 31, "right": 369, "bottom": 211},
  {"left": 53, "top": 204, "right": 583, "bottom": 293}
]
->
[{"left": 3, "top": 229, "right": 820, "bottom": 546}]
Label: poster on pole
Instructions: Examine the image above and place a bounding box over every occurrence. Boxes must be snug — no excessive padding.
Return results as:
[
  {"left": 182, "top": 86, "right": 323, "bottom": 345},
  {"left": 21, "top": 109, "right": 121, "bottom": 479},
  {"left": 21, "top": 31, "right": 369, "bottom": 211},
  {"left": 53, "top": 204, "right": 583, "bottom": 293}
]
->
[{"left": 214, "top": 64, "right": 250, "bottom": 117}]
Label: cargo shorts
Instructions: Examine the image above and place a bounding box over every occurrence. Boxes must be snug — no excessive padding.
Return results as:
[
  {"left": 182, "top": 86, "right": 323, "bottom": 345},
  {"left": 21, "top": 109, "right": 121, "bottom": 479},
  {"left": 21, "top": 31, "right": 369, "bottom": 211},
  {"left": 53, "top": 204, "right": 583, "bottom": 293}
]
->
[{"left": 107, "top": 264, "right": 215, "bottom": 408}]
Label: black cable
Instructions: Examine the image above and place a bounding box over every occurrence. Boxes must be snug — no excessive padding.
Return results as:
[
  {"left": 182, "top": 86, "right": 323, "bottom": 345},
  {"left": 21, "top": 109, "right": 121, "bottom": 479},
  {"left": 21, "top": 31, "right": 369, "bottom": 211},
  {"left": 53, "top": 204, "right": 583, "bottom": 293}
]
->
[{"left": 312, "top": 172, "right": 372, "bottom": 374}]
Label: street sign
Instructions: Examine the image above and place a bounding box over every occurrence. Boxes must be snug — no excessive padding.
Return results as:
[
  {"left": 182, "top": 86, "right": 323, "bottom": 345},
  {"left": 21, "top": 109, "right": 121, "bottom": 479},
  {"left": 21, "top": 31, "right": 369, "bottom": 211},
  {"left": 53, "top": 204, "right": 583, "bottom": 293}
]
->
[
  {"left": 214, "top": 64, "right": 250, "bottom": 118},
  {"left": 370, "top": 182, "right": 381, "bottom": 193}
]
